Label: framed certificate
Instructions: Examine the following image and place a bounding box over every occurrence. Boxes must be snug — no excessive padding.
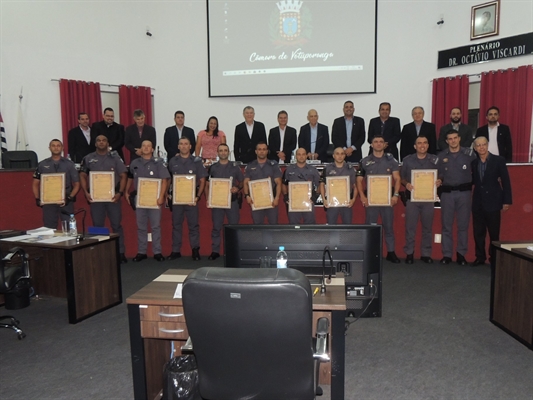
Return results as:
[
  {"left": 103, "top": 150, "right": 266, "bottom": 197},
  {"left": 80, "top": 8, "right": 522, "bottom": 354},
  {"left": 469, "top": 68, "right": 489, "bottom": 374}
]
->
[
  {"left": 248, "top": 178, "right": 273, "bottom": 211},
  {"left": 40, "top": 173, "right": 65, "bottom": 205},
  {"left": 89, "top": 171, "right": 115, "bottom": 202},
  {"left": 173, "top": 175, "right": 196, "bottom": 205},
  {"left": 411, "top": 169, "right": 437, "bottom": 202},
  {"left": 288, "top": 181, "right": 312, "bottom": 212},
  {"left": 326, "top": 176, "right": 350, "bottom": 207},
  {"left": 367, "top": 175, "right": 391, "bottom": 206},
  {"left": 136, "top": 177, "right": 161, "bottom": 209},
  {"left": 208, "top": 177, "right": 232, "bottom": 209}
]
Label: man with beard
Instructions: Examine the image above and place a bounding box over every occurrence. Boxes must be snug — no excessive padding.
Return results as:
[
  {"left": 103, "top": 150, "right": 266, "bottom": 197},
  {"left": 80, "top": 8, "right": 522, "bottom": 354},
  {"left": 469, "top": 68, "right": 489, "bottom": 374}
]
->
[{"left": 437, "top": 107, "right": 473, "bottom": 151}]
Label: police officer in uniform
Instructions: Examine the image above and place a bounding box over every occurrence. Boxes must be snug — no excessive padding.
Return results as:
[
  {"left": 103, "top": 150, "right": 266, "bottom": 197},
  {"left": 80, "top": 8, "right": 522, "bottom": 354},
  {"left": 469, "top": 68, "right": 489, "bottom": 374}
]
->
[
  {"left": 401, "top": 136, "right": 442, "bottom": 264},
  {"left": 243, "top": 142, "right": 282, "bottom": 224},
  {"left": 319, "top": 147, "right": 357, "bottom": 224},
  {"left": 167, "top": 137, "right": 207, "bottom": 261},
  {"left": 79, "top": 135, "right": 128, "bottom": 263},
  {"left": 32, "top": 139, "right": 80, "bottom": 229},
  {"left": 436, "top": 129, "right": 476, "bottom": 265},
  {"left": 283, "top": 147, "right": 321, "bottom": 224},
  {"left": 357, "top": 135, "right": 402, "bottom": 263},
  {"left": 125, "top": 140, "right": 170, "bottom": 262},
  {"left": 207, "top": 143, "right": 244, "bottom": 260}
]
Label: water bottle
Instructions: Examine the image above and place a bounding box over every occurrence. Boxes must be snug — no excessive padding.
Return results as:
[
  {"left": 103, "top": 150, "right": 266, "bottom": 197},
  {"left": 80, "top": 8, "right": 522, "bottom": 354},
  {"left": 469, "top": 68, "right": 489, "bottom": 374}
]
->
[
  {"left": 276, "top": 246, "right": 287, "bottom": 269},
  {"left": 69, "top": 214, "right": 77, "bottom": 237},
  {"left": 291, "top": 150, "right": 296, "bottom": 164}
]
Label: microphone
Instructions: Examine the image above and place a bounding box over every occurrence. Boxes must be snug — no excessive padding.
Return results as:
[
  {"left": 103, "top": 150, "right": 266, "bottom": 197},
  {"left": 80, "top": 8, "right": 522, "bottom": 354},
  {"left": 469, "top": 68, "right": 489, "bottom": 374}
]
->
[
  {"left": 61, "top": 208, "right": 87, "bottom": 240},
  {"left": 321, "top": 246, "right": 334, "bottom": 294}
]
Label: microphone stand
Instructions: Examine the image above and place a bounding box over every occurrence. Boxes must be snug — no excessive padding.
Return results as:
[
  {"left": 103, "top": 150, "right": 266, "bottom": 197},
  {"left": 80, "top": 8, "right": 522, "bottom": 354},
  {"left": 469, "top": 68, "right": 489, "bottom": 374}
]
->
[{"left": 321, "top": 246, "right": 334, "bottom": 294}]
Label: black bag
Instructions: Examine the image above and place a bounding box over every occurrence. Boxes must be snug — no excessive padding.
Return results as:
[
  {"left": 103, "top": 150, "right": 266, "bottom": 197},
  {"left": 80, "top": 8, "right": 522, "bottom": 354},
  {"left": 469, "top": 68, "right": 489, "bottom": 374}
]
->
[{"left": 162, "top": 355, "right": 201, "bottom": 400}]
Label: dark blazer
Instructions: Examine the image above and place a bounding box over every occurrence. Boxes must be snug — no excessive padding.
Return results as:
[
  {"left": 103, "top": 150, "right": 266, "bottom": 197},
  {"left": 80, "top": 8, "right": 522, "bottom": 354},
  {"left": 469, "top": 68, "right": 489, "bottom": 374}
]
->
[
  {"left": 267, "top": 126, "right": 297, "bottom": 162},
  {"left": 124, "top": 124, "right": 157, "bottom": 162},
  {"left": 400, "top": 121, "right": 437, "bottom": 160},
  {"left": 368, "top": 116, "right": 401, "bottom": 160},
  {"left": 233, "top": 121, "right": 267, "bottom": 164},
  {"left": 164, "top": 125, "right": 196, "bottom": 158},
  {"left": 91, "top": 121, "right": 125, "bottom": 160},
  {"left": 471, "top": 153, "right": 512, "bottom": 212},
  {"left": 331, "top": 116, "right": 366, "bottom": 162},
  {"left": 298, "top": 123, "right": 330, "bottom": 162},
  {"left": 475, "top": 124, "right": 513, "bottom": 163},
  {"left": 68, "top": 126, "right": 95, "bottom": 163},
  {"left": 438, "top": 123, "right": 473, "bottom": 151}
]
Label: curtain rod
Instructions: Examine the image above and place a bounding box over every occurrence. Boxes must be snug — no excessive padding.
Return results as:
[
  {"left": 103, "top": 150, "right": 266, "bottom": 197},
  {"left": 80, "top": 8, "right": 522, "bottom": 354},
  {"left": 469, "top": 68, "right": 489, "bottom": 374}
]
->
[
  {"left": 431, "top": 65, "right": 532, "bottom": 82},
  {"left": 51, "top": 79, "right": 155, "bottom": 90}
]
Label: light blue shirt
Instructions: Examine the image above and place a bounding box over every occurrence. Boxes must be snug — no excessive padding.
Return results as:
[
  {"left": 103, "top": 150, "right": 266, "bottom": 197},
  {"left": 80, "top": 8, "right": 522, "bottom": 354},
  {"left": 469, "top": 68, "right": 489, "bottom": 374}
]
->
[
  {"left": 345, "top": 118, "right": 353, "bottom": 148},
  {"left": 310, "top": 124, "right": 318, "bottom": 153}
]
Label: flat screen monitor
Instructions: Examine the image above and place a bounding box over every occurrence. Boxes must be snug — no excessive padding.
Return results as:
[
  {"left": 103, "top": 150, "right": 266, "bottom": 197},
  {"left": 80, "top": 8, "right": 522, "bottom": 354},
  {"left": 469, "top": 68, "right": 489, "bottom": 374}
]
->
[{"left": 223, "top": 224, "right": 381, "bottom": 286}]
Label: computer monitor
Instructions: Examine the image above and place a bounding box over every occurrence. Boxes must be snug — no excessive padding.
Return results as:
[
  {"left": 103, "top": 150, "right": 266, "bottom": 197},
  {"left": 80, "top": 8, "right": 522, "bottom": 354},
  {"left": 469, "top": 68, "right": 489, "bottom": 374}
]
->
[{"left": 223, "top": 224, "right": 383, "bottom": 317}]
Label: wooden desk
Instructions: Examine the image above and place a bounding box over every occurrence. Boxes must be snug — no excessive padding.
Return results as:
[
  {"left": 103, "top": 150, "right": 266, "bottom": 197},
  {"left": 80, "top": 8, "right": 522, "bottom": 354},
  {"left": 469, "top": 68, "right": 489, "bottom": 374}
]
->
[
  {"left": 490, "top": 242, "right": 533, "bottom": 350},
  {"left": 0, "top": 234, "right": 122, "bottom": 324},
  {"left": 127, "top": 269, "right": 347, "bottom": 400}
]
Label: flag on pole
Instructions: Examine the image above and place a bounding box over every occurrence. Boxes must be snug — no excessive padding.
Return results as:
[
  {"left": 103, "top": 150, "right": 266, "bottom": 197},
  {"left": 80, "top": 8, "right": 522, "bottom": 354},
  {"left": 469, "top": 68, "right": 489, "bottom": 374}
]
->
[
  {"left": 16, "top": 99, "right": 28, "bottom": 151},
  {"left": 0, "top": 111, "right": 7, "bottom": 153}
]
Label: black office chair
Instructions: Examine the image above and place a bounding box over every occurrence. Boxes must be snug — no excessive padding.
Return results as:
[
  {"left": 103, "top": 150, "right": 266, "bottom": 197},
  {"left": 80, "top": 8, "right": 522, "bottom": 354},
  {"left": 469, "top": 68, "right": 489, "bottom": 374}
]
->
[
  {"left": 1, "top": 150, "right": 38, "bottom": 169},
  {"left": 182, "top": 267, "right": 330, "bottom": 400},
  {"left": 1, "top": 247, "right": 31, "bottom": 340}
]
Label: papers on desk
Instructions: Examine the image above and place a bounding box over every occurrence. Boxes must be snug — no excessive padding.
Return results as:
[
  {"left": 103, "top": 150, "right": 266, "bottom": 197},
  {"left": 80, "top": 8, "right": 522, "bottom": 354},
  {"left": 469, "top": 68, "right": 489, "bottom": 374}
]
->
[
  {"left": 27, "top": 227, "right": 55, "bottom": 236},
  {"left": 500, "top": 243, "right": 533, "bottom": 251},
  {"left": 38, "top": 236, "right": 73, "bottom": 244},
  {"left": 173, "top": 283, "right": 183, "bottom": 299},
  {"left": 1, "top": 234, "right": 33, "bottom": 242},
  {"left": 154, "top": 274, "right": 189, "bottom": 283}
]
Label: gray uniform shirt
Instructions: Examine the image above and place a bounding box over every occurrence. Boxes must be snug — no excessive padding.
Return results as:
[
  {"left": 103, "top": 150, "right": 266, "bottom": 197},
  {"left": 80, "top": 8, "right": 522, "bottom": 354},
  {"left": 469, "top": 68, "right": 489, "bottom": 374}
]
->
[
  {"left": 401, "top": 153, "right": 438, "bottom": 182},
  {"left": 244, "top": 159, "right": 282, "bottom": 191},
  {"left": 283, "top": 164, "right": 320, "bottom": 187},
  {"left": 33, "top": 157, "right": 79, "bottom": 193},
  {"left": 80, "top": 151, "right": 127, "bottom": 192},
  {"left": 436, "top": 147, "right": 476, "bottom": 186},
  {"left": 321, "top": 162, "right": 357, "bottom": 197},
  {"left": 359, "top": 153, "right": 400, "bottom": 177},
  {"left": 129, "top": 156, "right": 170, "bottom": 188},
  {"left": 168, "top": 155, "right": 208, "bottom": 183}
]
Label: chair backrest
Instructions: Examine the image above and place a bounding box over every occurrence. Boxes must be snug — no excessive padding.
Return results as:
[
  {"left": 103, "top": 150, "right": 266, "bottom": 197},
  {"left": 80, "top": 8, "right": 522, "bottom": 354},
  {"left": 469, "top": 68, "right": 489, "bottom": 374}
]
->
[
  {"left": 1, "top": 150, "right": 38, "bottom": 169},
  {"left": 0, "top": 247, "right": 30, "bottom": 292},
  {"left": 183, "top": 267, "right": 314, "bottom": 400}
]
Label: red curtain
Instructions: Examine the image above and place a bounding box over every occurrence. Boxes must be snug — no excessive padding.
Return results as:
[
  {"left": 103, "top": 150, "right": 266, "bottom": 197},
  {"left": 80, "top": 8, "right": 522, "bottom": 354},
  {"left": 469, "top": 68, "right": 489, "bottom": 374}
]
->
[
  {"left": 431, "top": 75, "right": 470, "bottom": 130},
  {"left": 118, "top": 85, "right": 153, "bottom": 127},
  {"left": 479, "top": 65, "right": 533, "bottom": 163},
  {"left": 59, "top": 79, "right": 102, "bottom": 157}
]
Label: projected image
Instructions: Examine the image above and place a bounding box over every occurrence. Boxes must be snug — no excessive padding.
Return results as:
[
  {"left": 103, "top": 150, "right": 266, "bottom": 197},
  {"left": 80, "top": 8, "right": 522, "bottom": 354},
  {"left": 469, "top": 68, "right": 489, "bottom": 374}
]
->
[{"left": 207, "top": 0, "right": 377, "bottom": 97}]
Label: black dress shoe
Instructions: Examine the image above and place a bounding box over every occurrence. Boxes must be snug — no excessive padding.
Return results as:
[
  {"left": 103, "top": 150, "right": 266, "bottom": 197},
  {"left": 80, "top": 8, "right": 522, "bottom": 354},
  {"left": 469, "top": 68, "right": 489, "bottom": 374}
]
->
[
  {"left": 167, "top": 252, "right": 181, "bottom": 260},
  {"left": 420, "top": 256, "right": 433, "bottom": 264},
  {"left": 386, "top": 252, "right": 401, "bottom": 263},
  {"left": 471, "top": 259, "right": 486, "bottom": 266},
  {"left": 132, "top": 253, "right": 147, "bottom": 262},
  {"left": 456, "top": 252, "right": 468, "bottom": 266},
  {"left": 120, "top": 253, "right": 128, "bottom": 264},
  {"left": 440, "top": 257, "right": 452, "bottom": 264},
  {"left": 208, "top": 252, "right": 220, "bottom": 260},
  {"left": 405, "top": 254, "right": 414, "bottom": 264},
  {"left": 192, "top": 247, "right": 201, "bottom": 261},
  {"left": 154, "top": 253, "right": 165, "bottom": 262}
]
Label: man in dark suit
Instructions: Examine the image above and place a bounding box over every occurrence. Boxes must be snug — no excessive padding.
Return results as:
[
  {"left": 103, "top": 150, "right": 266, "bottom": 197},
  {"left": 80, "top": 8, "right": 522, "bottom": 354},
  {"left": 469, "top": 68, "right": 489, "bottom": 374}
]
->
[
  {"left": 68, "top": 112, "right": 95, "bottom": 163},
  {"left": 233, "top": 106, "right": 267, "bottom": 164},
  {"left": 331, "top": 100, "right": 366, "bottom": 163},
  {"left": 298, "top": 109, "right": 329, "bottom": 162},
  {"left": 163, "top": 110, "right": 196, "bottom": 158},
  {"left": 267, "top": 110, "right": 297, "bottom": 163},
  {"left": 471, "top": 136, "right": 512, "bottom": 266},
  {"left": 91, "top": 107, "right": 125, "bottom": 161},
  {"left": 368, "top": 102, "right": 401, "bottom": 160},
  {"left": 438, "top": 107, "right": 473, "bottom": 151},
  {"left": 124, "top": 109, "right": 157, "bottom": 162},
  {"left": 400, "top": 106, "right": 437, "bottom": 160},
  {"left": 475, "top": 106, "right": 513, "bottom": 163}
]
